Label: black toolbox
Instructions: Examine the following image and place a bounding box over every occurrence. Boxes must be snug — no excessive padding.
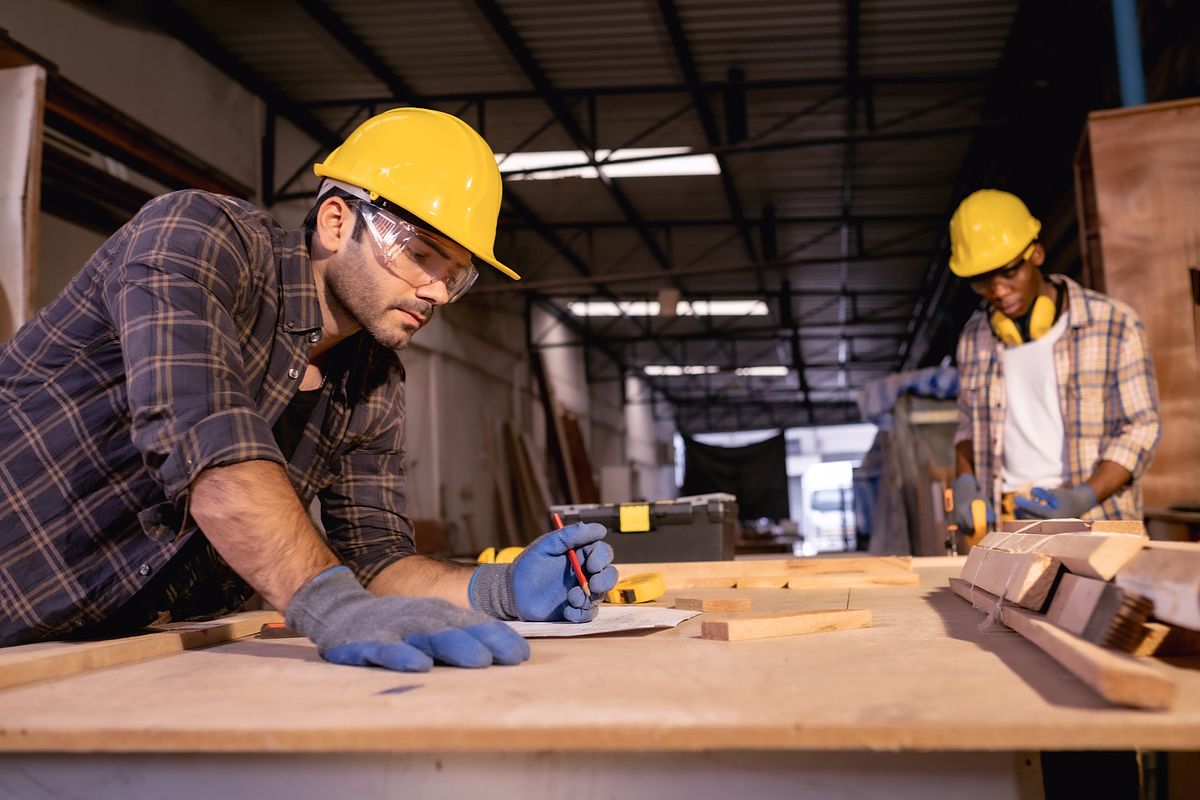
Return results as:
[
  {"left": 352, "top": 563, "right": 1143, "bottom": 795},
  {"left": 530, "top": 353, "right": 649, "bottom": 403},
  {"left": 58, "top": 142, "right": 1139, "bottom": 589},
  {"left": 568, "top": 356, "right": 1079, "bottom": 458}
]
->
[{"left": 549, "top": 493, "right": 738, "bottom": 563}]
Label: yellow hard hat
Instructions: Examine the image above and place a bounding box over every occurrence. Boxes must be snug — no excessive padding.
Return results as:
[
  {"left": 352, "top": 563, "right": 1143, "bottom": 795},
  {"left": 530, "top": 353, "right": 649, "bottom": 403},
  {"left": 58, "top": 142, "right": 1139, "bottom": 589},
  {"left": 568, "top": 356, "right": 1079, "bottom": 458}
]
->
[
  {"left": 314, "top": 107, "right": 519, "bottom": 280},
  {"left": 948, "top": 189, "right": 1041, "bottom": 277}
]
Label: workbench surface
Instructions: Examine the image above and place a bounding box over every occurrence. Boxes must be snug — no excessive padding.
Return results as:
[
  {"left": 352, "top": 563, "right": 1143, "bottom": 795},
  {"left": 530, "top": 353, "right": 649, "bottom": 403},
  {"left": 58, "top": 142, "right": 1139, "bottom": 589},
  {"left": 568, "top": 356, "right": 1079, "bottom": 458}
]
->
[{"left": 1, "top": 558, "right": 1197, "bottom": 753}]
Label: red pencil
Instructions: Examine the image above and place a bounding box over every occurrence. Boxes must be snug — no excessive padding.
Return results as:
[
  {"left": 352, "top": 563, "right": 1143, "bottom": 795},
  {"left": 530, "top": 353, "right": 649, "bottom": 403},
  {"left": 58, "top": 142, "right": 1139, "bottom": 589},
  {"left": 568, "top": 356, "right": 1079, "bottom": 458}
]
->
[{"left": 553, "top": 512, "right": 591, "bottom": 599}]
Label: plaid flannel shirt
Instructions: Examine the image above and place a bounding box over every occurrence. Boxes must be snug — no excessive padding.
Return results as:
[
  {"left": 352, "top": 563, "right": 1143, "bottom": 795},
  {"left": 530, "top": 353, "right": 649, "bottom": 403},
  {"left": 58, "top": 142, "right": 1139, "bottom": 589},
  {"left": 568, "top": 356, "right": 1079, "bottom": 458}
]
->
[
  {"left": 0, "top": 191, "right": 416, "bottom": 646},
  {"left": 954, "top": 274, "right": 1161, "bottom": 520}
]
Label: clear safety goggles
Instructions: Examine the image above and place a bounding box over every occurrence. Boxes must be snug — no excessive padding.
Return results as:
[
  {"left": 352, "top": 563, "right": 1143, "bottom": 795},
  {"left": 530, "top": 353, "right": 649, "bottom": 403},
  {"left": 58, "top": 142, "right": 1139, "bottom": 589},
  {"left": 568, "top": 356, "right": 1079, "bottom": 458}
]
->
[{"left": 352, "top": 200, "right": 479, "bottom": 303}]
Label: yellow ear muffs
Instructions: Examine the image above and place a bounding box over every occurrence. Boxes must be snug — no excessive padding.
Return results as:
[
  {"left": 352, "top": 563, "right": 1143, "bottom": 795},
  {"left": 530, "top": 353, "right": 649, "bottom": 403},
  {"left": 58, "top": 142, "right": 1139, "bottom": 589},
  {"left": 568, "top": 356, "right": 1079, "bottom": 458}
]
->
[
  {"left": 990, "top": 294, "right": 1057, "bottom": 345},
  {"left": 990, "top": 312, "right": 1023, "bottom": 346}
]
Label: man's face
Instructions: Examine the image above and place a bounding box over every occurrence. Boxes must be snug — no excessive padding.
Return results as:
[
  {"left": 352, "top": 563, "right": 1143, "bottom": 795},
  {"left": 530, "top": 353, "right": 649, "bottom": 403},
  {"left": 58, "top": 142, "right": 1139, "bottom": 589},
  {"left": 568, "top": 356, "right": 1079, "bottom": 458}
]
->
[
  {"left": 967, "top": 243, "right": 1045, "bottom": 319},
  {"left": 323, "top": 204, "right": 454, "bottom": 350}
]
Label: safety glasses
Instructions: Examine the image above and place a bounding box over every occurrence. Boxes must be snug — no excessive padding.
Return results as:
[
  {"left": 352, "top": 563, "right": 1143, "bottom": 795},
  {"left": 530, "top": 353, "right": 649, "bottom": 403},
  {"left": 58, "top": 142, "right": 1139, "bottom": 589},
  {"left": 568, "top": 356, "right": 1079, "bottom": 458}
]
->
[
  {"left": 967, "top": 240, "right": 1037, "bottom": 293},
  {"left": 352, "top": 200, "right": 479, "bottom": 303}
]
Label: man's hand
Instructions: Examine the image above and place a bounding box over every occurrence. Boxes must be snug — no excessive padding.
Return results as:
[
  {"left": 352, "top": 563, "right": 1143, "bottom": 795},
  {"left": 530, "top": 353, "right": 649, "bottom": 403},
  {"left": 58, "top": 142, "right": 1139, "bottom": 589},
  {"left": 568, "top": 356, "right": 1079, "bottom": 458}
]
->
[
  {"left": 469, "top": 522, "right": 619, "bottom": 623},
  {"left": 951, "top": 473, "right": 995, "bottom": 533},
  {"left": 286, "top": 566, "right": 530, "bottom": 671},
  {"left": 1014, "top": 485, "right": 1098, "bottom": 520}
]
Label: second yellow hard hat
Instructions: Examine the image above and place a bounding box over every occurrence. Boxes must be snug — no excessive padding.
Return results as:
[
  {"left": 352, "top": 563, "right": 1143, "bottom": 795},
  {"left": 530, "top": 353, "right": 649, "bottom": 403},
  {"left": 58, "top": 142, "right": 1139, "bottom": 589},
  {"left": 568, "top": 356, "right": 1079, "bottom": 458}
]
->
[{"left": 948, "top": 189, "right": 1041, "bottom": 278}]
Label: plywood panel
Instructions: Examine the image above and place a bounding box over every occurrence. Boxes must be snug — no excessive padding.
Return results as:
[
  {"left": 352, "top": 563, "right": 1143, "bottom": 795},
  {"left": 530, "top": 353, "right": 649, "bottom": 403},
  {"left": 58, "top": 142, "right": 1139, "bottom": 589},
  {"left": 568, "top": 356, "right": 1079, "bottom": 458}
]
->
[
  {"left": 0, "top": 64, "right": 45, "bottom": 340},
  {"left": 0, "top": 561, "right": 1197, "bottom": 754},
  {"left": 1078, "top": 98, "right": 1200, "bottom": 507}
]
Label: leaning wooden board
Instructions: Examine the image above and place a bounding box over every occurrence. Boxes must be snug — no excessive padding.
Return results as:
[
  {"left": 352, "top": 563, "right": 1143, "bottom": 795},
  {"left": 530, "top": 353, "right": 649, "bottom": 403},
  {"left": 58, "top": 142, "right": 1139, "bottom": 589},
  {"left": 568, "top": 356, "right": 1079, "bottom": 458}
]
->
[
  {"left": 0, "top": 611, "right": 281, "bottom": 691},
  {"left": 949, "top": 578, "right": 1174, "bottom": 710}
]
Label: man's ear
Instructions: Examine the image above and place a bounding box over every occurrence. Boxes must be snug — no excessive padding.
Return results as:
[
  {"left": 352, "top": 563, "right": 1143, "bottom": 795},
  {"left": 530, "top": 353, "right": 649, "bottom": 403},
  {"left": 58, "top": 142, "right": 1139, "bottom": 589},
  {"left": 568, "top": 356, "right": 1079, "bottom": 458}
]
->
[
  {"left": 315, "top": 196, "right": 351, "bottom": 254},
  {"left": 1030, "top": 242, "right": 1046, "bottom": 269}
]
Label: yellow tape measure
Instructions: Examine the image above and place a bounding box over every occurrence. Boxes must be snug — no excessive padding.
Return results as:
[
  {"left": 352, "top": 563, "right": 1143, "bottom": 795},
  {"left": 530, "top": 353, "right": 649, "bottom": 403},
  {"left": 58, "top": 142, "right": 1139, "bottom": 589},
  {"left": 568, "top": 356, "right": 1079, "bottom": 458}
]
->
[
  {"left": 477, "top": 546, "right": 524, "bottom": 564},
  {"left": 605, "top": 572, "right": 666, "bottom": 605}
]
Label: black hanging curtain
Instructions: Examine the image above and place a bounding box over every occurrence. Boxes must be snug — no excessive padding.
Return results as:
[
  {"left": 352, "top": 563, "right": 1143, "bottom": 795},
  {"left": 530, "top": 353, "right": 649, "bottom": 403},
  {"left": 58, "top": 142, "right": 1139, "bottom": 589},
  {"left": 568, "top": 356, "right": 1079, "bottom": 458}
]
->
[{"left": 680, "top": 434, "right": 790, "bottom": 521}]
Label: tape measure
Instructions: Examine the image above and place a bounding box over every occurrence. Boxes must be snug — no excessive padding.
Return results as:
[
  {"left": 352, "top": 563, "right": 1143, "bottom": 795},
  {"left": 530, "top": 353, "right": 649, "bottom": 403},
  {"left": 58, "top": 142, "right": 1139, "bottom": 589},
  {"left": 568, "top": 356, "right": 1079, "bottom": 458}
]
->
[
  {"left": 477, "top": 546, "right": 524, "bottom": 564},
  {"left": 605, "top": 572, "right": 666, "bottom": 605}
]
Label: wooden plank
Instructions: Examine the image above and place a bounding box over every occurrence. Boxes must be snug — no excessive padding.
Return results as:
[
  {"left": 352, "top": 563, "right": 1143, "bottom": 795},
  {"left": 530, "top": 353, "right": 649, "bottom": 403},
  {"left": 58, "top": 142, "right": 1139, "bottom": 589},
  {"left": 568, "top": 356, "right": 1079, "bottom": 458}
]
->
[
  {"left": 1044, "top": 573, "right": 1151, "bottom": 652},
  {"left": 976, "top": 530, "right": 1145, "bottom": 581},
  {"left": 997, "top": 519, "right": 1092, "bottom": 534},
  {"left": 1090, "top": 520, "right": 1148, "bottom": 537},
  {"left": 674, "top": 597, "right": 753, "bottom": 612},
  {"left": 560, "top": 411, "right": 599, "bottom": 504},
  {"left": 614, "top": 556, "right": 913, "bottom": 590},
  {"left": 735, "top": 576, "right": 788, "bottom": 589},
  {"left": 996, "top": 519, "right": 1147, "bottom": 537},
  {"left": 680, "top": 577, "right": 737, "bottom": 588},
  {"left": 0, "top": 611, "right": 280, "bottom": 692},
  {"left": 1115, "top": 542, "right": 1200, "bottom": 630},
  {"left": 959, "top": 546, "right": 1061, "bottom": 610},
  {"left": 787, "top": 572, "right": 920, "bottom": 589},
  {"left": 701, "top": 609, "right": 871, "bottom": 642},
  {"left": 949, "top": 578, "right": 1175, "bottom": 711},
  {"left": 488, "top": 419, "right": 521, "bottom": 548},
  {"left": 1135, "top": 622, "right": 1200, "bottom": 657}
]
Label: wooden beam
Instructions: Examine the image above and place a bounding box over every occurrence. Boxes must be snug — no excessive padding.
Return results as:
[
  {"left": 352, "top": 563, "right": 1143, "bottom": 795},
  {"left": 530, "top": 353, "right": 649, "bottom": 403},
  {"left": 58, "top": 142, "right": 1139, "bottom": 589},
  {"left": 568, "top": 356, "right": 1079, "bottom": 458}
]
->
[
  {"left": 674, "top": 597, "right": 752, "bottom": 612},
  {"left": 701, "top": 609, "right": 871, "bottom": 642},
  {"left": 0, "top": 611, "right": 280, "bottom": 692},
  {"left": 1044, "top": 573, "right": 1152, "bottom": 652},
  {"left": 949, "top": 578, "right": 1175, "bottom": 710},
  {"left": 1115, "top": 541, "right": 1200, "bottom": 630},
  {"left": 976, "top": 530, "right": 1145, "bottom": 581},
  {"left": 788, "top": 572, "right": 919, "bottom": 589},
  {"left": 959, "top": 546, "right": 1061, "bottom": 610}
]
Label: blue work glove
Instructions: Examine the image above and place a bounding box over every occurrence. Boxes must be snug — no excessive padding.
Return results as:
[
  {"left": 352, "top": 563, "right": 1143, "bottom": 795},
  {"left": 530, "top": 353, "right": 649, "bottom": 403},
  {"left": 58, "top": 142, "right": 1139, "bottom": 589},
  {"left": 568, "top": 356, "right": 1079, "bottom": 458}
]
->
[
  {"left": 951, "top": 473, "right": 995, "bottom": 532},
  {"left": 1014, "top": 484, "right": 1098, "bottom": 520},
  {"left": 285, "top": 566, "right": 530, "bottom": 672},
  {"left": 469, "top": 522, "right": 619, "bottom": 623}
]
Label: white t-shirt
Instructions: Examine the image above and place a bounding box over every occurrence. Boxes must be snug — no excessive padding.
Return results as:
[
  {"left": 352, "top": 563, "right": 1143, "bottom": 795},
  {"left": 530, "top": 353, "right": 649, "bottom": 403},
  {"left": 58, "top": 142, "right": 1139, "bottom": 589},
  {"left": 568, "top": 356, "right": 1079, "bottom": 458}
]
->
[{"left": 1001, "top": 311, "right": 1069, "bottom": 492}]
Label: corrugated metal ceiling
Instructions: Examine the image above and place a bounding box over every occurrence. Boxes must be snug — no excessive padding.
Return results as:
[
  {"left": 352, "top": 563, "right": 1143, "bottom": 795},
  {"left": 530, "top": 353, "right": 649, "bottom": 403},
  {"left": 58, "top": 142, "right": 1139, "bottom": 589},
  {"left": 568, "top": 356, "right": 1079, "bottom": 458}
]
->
[{"left": 126, "top": 0, "right": 1021, "bottom": 430}]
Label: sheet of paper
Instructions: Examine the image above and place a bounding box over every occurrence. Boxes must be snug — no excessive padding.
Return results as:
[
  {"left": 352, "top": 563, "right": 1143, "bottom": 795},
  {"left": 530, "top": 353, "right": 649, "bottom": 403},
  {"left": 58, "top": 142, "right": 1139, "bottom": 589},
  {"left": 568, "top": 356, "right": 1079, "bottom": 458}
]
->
[{"left": 504, "top": 605, "right": 700, "bottom": 638}]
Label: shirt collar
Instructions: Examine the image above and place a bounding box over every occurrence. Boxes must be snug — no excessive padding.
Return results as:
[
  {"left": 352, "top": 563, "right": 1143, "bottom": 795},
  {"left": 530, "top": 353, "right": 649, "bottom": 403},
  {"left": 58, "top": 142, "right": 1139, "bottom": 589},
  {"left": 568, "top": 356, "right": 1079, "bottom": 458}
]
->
[
  {"left": 275, "top": 227, "right": 323, "bottom": 334},
  {"left": 1047, "top": 274, "right": 1092, "bottom": 328}
]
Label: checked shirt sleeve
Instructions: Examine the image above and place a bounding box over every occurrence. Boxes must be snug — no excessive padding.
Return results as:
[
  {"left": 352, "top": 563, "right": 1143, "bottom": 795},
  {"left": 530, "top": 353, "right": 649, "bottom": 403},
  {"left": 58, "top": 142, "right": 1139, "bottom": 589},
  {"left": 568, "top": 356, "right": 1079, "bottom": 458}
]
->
[
  {"left": 1099, "top": 313, "right": 1161, "bottom": 479},
  {"left": 100, "top": 192, "right": 284, "bottom": 500}
]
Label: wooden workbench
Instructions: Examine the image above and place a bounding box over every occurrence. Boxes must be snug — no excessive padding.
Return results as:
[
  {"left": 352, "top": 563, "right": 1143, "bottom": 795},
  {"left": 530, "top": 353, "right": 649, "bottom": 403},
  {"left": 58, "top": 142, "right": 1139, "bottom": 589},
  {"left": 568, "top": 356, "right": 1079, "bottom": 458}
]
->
[{"left": 1, "top": 557, "right": 1197, "bottom": 799}]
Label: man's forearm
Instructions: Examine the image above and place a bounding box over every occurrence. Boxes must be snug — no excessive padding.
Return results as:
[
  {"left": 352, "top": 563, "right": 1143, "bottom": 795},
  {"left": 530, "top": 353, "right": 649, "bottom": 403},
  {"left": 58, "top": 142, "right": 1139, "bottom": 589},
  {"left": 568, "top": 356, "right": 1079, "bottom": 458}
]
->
[
  {"left": 190, "top": 460, "right": 339, "bottom": 612},
  {"left": 368, "top": 555, "right": 475, "bottom": 606},
  {"left": 1084, "top": 460, "right": 1133, "bottom": 504},
  {"left": 955, "top": 440, "right": 976, "bottom": 477}
]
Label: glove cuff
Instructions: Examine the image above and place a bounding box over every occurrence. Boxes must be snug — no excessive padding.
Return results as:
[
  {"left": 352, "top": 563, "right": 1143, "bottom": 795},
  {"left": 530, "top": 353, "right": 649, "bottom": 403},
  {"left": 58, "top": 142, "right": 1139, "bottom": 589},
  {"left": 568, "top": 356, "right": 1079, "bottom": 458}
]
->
[
  {"left": 285, "top": 565, "right": 370, "bottom": 642},
  {"left": 953, "top": 473, "right": 979, "bottom": 492},
  {"left": 469, "top": 563, "right": 517, "bottom": 619}
]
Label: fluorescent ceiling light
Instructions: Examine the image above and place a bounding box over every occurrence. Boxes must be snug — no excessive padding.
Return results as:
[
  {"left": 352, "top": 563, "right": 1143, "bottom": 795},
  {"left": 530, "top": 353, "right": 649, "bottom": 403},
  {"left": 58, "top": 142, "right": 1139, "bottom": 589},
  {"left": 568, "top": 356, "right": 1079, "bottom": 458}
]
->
[
  {"left": 496, "top": 147, "right": 720, "bottom": 181},
  {"left": 644, "top": 365, "right": 721, "bottom": 376},
  {"left": 679, "top": 300, "right": 768, "bottom": 316},
  {"left": 735, "top": 366, "right": 791, "bottom": 377},
  {"left": 568, "top": 299, "right": 767, "bottom": 317}
]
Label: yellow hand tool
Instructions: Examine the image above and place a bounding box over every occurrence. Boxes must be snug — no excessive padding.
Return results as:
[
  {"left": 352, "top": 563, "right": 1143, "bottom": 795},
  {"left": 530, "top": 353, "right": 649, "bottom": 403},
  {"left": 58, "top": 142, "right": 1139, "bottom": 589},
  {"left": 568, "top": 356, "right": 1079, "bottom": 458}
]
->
[
  {"left": 943, "top": 489, "right": 988, "bottom": 554},
  {"left": 476, "top": 546, "right": 524, "bottom": 564},
  {"left": 604, "top": 572, "right": 666, "bottom": 605}
]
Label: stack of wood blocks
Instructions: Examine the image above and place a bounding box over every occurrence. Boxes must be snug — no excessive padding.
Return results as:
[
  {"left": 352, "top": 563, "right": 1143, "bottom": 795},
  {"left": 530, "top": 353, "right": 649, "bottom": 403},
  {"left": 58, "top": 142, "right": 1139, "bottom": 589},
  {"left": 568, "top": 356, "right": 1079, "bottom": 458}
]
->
[
  {"left": 616, "top": 556, "right": 920, "bottom": 642},
  {"left": 949, "top": 519, "right": 1200, "bottom": 711}
]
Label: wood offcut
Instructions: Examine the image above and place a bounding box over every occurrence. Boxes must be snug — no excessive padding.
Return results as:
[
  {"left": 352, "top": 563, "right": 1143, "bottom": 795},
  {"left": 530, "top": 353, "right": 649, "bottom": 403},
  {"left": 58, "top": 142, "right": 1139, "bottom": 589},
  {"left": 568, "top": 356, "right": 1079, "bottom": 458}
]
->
[
  {"left": 701, "top": 609, "right": 871, "bottom": 642},
  {"left": 674, "top": 597, "right": 752, "bottom": 612}
]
